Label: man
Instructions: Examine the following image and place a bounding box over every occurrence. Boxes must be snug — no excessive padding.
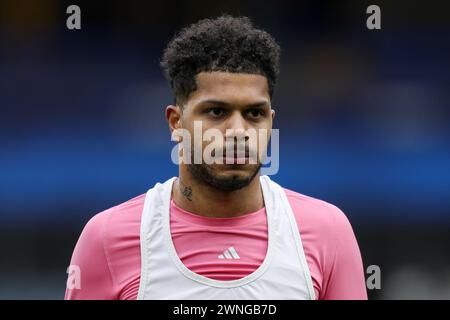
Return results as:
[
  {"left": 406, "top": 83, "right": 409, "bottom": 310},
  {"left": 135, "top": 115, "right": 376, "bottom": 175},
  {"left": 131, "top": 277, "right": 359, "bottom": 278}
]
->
[{"left": 65, "top": 15, "right": 367, "bottom": 300}]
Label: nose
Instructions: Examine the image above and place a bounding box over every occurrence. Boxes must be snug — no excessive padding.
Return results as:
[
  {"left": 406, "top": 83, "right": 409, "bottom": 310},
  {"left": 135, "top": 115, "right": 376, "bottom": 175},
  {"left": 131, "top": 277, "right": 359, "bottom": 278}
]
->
[{"left": 224, "top": 112, "right": 250, "bottom": 142}]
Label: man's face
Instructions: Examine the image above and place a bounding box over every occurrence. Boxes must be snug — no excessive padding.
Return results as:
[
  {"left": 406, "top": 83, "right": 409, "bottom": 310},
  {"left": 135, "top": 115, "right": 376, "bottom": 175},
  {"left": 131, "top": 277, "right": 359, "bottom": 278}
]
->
[{"left": 177, "top": 71, "right": 275, "bottom": 192}]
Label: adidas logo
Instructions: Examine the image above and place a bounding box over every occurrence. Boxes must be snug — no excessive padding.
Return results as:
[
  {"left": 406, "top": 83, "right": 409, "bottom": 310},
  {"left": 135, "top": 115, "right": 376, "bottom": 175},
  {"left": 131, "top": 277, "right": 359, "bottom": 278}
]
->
[{"left": 218, "top": 246, "right": 240, "bottom": 260}]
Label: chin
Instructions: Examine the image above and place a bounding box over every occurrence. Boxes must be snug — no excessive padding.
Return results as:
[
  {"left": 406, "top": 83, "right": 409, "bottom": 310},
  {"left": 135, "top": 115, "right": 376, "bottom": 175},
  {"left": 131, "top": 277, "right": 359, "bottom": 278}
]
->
[
  {"left": 187, "top": 162, "right": 261, "bottom": 192},
  {"left": 214, "top": 166, "right": 258, "bottom": 179}
]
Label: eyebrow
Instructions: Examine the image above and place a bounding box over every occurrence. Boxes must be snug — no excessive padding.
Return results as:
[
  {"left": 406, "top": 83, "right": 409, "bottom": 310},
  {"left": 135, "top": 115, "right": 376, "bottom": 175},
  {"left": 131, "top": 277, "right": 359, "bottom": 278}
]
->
[{"left": 196, "top": 99, "right": 270, "bottom": 109}]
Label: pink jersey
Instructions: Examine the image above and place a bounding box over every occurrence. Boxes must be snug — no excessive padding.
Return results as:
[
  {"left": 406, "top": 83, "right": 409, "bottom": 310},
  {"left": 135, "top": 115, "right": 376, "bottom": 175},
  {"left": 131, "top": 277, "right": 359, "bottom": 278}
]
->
[{"left": 65, "top": 185, "right": 367, "bottom": 300}]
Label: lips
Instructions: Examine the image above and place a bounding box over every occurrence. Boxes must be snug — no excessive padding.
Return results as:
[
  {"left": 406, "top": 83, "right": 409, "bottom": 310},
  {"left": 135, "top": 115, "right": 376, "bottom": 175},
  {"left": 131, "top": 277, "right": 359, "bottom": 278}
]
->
[
  {"left": 222, "top": 151, "right": 258, "bottom": 165},
  {"left": 211, "top": 149, "right": 250, "bottom": 158},
  {"left": 222, "top": 152, "right": 250, "bottom": 158}
]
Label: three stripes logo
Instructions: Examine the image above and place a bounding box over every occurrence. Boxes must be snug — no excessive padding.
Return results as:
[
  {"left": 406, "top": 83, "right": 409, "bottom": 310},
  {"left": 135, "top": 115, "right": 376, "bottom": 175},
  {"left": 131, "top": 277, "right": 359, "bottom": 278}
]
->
[{"left": 218, "top": 246, "right": 240, "bottom": 260}]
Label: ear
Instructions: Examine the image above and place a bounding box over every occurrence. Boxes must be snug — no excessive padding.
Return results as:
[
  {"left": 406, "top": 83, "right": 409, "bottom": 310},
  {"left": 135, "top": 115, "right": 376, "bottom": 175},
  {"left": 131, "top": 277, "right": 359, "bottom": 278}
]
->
[
  {"left": 271, "top": 108, "right": 276, "bottom": 121},
  {"left": 166, "top": 105, "right": 182, "bottom": 133}
]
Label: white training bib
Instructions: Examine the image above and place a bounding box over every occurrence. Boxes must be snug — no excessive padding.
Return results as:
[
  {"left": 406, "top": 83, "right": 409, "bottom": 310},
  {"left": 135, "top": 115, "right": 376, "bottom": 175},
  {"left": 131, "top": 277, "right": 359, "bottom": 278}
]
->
[{"left": 137, "top": 175, "right": 315, "bottom": 300}]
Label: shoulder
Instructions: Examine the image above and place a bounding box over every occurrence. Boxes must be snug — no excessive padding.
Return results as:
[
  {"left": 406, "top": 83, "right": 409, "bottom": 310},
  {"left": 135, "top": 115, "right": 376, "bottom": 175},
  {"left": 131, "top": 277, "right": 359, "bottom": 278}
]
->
[
  {"left": 74, "top": 194, "right": 146, "bottom": 274},
  {"left": 82, "top": 193, "right": 146, "bottom": 240},
  {"left": 283, "top": 187, "right": 351, "bottom": 238},
  {"left": 66, "top": 194, "right": 146, "bottom": 299},
  {"left": 73, "top": 193, "right": 146, "bottom": 258},
  {"left": 79, "top": 194, "right": 146, "bottom": 270},
  {"left": 282, "top": 187, "right": 363, "bottom": 299},
  {"left": 66, "top": 193, "right": 146, "bottom": 299}
]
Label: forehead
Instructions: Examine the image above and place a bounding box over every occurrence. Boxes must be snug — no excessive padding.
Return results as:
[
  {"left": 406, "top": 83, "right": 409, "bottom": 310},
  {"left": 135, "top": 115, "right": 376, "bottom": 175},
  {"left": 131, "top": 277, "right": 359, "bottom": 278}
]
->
[{"left": 187, "top": 71, "right": 270, "bottom": 105}]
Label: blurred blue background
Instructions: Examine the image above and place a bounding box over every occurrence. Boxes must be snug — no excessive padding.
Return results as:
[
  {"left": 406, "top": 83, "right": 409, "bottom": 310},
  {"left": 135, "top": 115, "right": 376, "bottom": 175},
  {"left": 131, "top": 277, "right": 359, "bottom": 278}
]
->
[{"left": 1, "top": 0, "right": 449, "bottom": 299}]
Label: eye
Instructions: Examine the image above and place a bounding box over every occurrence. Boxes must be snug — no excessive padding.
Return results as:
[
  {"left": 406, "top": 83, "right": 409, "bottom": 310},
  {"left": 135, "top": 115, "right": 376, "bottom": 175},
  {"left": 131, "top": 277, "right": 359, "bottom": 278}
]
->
[
  {"left": 207, "top": 107, "right": 226, "bottom": 118},
  {"left": 246, "top": 109, "right": 265, "bottom": 119}
]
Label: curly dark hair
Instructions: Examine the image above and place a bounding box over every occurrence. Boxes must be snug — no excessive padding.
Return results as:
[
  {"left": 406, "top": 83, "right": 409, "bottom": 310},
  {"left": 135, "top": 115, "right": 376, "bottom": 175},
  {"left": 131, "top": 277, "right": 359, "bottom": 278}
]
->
[{"left": 161, "top": 15, "right": 281, "bottom": 106}]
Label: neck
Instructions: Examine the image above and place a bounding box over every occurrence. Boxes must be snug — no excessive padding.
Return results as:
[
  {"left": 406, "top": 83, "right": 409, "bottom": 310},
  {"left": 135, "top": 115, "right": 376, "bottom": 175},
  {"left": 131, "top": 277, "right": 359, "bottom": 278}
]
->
[{"left": 171, "top": 166, "right": 264, "bottom": 218}]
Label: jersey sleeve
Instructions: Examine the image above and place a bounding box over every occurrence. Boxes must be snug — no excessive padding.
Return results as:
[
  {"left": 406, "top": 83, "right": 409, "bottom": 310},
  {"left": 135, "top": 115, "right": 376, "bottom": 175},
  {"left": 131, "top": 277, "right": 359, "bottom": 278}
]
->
[
  {"left": 319, "top": 204, "right": 367, "bottom": 300},
  {"left": 64, "top": 209, "right": 119, "bottom": 300}
]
